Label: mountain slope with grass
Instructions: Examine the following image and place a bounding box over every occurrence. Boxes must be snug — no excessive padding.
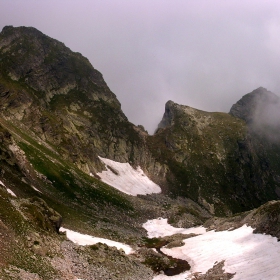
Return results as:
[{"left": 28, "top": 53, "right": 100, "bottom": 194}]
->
[
  {"left": 0, "top": 25, "right": 280, "bottom": 279},
  {"left": 149, "top": 99, "right": 279, "bottom": 215}
]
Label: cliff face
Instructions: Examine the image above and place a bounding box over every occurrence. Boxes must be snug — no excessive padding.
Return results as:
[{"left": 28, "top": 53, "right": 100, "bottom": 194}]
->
[
  {"left": 229, "top": 87, "right": 279, "bottom": 124},
  {"left": 0, "top": 26, "right": 155, "bottom": 176},
  {"left": 0, "top": 26, "right": 113, "bottom": 102},
  {"left": 151, "top": 100, "right": 279, "bottom": 215}
]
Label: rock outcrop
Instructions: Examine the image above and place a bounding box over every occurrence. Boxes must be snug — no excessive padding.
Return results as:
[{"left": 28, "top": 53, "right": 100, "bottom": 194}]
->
[
  {"left": 151, "top": 99, "right": 280, "bottom": 215},
  {"left": 229, "top": 87, "right": 279, "bottom": 123},
  {"left": 0, "top": 26, "right": 152, "bottom": 175}
]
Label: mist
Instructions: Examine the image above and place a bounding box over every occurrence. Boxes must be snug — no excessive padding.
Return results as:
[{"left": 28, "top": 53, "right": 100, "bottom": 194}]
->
[
  {"left": 1, "top": 1, "right": 280, "bottom": 133},
  {"left": 252, "top": 91, "right": 280, "bottom": 142}
]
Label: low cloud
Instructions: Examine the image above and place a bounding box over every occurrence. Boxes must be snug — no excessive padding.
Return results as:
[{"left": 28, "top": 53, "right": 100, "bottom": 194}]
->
[
  {"left": 252, "top": 90, "right": 280, "bottom": 142},
  {"left": 2, "top": 1, "right": 280, "bottom": 133}
]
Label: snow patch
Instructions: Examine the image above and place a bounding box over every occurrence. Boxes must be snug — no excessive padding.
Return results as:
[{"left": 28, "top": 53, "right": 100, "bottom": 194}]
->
[
  {"left": 0, "top": 180, "right": 17, "bottom": 197},
  {"left": 32, "top": 185, "right": 42, "bottom": 193},
  {"left": 97, "top": 156, "right": 161, "bottom": 196},
  {"left": 143, "top": 218, "right": 206, "bottom": 238},
  {"left": 60, "top": 227, "right": 134, "bottom": 255},
  {"left": 153, "top": 272, "right": 191, "bottom": 280},
  {"left": 6, "top": 188, "right": 17, "bottom": 197},
  {"left": 145, "top": 219, "right": 280, "bottom": 280}
]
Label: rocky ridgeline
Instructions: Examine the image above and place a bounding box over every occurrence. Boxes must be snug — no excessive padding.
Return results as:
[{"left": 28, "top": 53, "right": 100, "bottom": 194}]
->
[
  {"left": 152, "top": 97, "right": 280, "bottom": 215},
  {"left": 229, "top": 87, "right": 279, "bottom": 123},
  {"left": 1, "top": 26, "right": 279, "bottom": 216},
  {"left": 0, "top": 26, "right": 280, "bottom": 279}
]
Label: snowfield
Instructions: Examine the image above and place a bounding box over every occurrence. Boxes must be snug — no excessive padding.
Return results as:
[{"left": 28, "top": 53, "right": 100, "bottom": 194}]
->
[
  {"left": 6, "top": 188, "right": 17, "bottom": 197},
  {"left": 143, "top": 218, "right": 206, "bottom": 238},
  {"left": 96, "top": 156, "right": 161, "bottom": 196},
  {"left": 60, "top": 227, "right": 134, "bottom": 255},
  {"left": 145, "top": 218, "right": 280, "bottom": 280}
]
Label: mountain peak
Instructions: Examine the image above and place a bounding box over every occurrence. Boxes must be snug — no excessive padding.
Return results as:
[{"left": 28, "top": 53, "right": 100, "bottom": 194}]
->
[
  {"left": 157, "top": 100, "right": 177, "bottom": 129},
  {"left": 1, "top": 25, "right": 44, "bottom": 35},
  {"left": 229, "top": 87, "right": 279, "bottom": 123},
  {"left": 0, "top": 25, "right": 119, "bottom": 106}
]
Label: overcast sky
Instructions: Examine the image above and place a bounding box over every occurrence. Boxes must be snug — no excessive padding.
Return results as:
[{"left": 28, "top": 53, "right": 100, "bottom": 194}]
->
[{"left": 1, "top": 0, "right": 280, "bottom": 133}]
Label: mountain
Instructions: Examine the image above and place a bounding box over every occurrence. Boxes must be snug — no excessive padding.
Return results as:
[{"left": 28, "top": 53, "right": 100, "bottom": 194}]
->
[
  {"left": 229, "top": 87, "right": 280, "bottom": 197},
  {"left": 230, "top": 87, "right": 279, "bottom": 124},
  {"left": 0, "top": 26, "right": 279, "bottom": 279},
  {"left": 151, "top": 99, "right": 279, "bottom": 215}
]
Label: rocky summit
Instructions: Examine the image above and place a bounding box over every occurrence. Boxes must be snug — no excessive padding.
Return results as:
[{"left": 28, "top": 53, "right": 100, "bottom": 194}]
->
[{"left": 0, "top": 26, "right": 280, "bottom": 279}]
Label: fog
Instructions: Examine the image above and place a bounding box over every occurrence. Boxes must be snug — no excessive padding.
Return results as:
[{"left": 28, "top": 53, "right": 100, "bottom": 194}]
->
[
  {"left": 252, "top": 90, "right": 280, "bottom": 142},
  {"left": 1, "top": 0, "right": 280, "bottom": 133}
]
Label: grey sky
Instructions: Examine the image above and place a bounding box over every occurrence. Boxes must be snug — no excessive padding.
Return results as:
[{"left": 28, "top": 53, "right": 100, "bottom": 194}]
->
[{"left": 1, "top": 0, "right": 280, "bottom": 133}]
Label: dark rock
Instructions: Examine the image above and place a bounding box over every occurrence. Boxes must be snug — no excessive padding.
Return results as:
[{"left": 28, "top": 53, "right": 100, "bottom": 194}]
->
[
  {"left": 229, "top": 87, "right": 278, "bottom": 123},
  {"left": 20, "top": 197, "right": 62, "bottom": 233}
]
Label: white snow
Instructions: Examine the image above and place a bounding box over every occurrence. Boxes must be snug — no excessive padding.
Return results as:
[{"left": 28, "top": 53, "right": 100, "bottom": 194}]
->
[
  {"left": 6, "top": 188, "right": 17, "bottom": 197},
  {"left": 32, "top": 185, "right": 42, "bottom": 193},
  {"left": 96, "top": 156, "right": 161, "bottom": 196},
  {"left": 60, "top": 227, "right": 134, "bottom": 255},
  {"left": 153, "top": 271, "right": 191, "bottom": 280},
  {"left": 144, "top": 219, "right": 280, "bottom": 280},
  {"left": 143, "top": 218, "right": 206, "bottom": 238},
  {"left": 0, "top": 180, "right": 17, "bottom": 197}
]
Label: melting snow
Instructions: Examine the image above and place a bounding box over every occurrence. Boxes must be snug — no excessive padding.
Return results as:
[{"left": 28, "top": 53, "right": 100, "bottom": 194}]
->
[
  {"left": 32, "top": 185, "right": 42, "bottom": 193},
  {"left": 153, "top": 272, "right": 190, "bottom": 280},
  {"left": 0, "top": 180, "right": 17, "bottom": 197},
  {"left": 6, "top": 188, "right": 17, "bottom": 197},
  {"left": 144, "top": 218, "right": 280, "bottom": 280},
  {"left": 143, "top": 218, "right": 206, "bottom": 238},
  {"left": 96, "top": 156, "right": 161, "bottom": 196},
  {"left": 60, "top": 227, "right": 134, "bottom": 254}
]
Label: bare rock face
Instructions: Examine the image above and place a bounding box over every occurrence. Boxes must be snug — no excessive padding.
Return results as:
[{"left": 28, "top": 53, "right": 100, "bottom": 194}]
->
[
  {"left": 0, "top": 25, "right": 113, "bottom": 103},
  {"left": 204, "top": 200, "right": 280, "bottom": 240},
  {"left": 0, "top": 26, "right": 152, "bottom": 175},
  {"left": 151, "top": 99, "right": 279, "bottom": 215},
  {"left": 19, "top": 197, "right": 62, "bottom": 233},
  {"left": 229, "top": 87, "right": 279, "bottom": 123},
  {"left": 247, "top": 200, "right": 280, "bottom": 239},
  {"left": 157, "top": 100, "right": 177, "bottom": 129}
]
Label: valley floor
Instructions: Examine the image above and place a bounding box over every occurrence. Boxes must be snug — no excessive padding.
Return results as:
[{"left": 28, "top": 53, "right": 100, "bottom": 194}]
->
[{"left": 58, "top": 217, "right": 280, "bottom": 280}]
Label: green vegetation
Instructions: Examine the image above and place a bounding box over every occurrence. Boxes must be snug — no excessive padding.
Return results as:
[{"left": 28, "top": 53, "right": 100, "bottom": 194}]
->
[
  {"left": 149, "top": 103, "right": 278, "bottom": 216},
  {"left": 142, "top": 237, "right": 168, "bottom": 249},
  {"left": 1, "top": 25, "right": 280, "bottom": 279}
]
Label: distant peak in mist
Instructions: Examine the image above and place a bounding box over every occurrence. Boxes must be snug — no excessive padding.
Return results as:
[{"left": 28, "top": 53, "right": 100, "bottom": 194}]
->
[
  {"left": 230, "top": 87, "right": 280, "bottom": 142},
  {"left": 229, "top": 87, "right": 278, "bottom": 122}
]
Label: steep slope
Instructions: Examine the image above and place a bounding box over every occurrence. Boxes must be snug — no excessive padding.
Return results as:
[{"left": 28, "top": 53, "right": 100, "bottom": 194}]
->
[
  {"left": 1, "top": 25, "right": 280, "bottom": 278},
  {"left": 1, "top": 25, "right": 280, "bottom": 214},
  {"left": 0, "top": 90, "right": 210, "bottom": 279},
  {"left": 0, "top": 25, "right": 151, "bottom": 175},
  {"left": 149, "top": 100, "right": 279, "bottom": 215},
  {"left": 0, "top": 26, "right": 206, "bottom": 279},
  {"left": 230, "top": 87, "right": 279, "bottom": 125},
  {"left": 230, "top": 87, "right": 280, "bottom": 195}
]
